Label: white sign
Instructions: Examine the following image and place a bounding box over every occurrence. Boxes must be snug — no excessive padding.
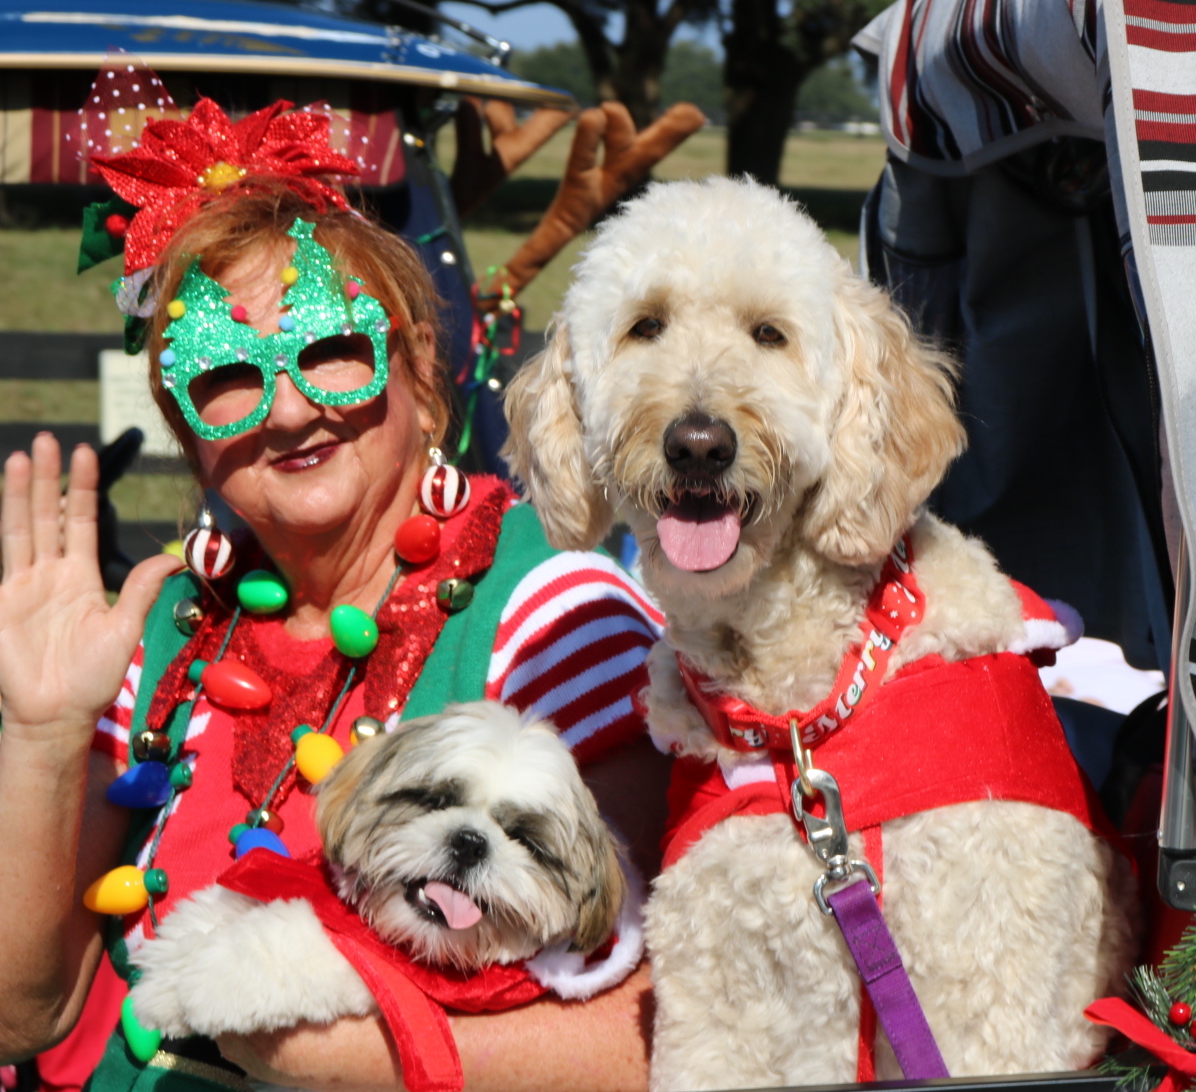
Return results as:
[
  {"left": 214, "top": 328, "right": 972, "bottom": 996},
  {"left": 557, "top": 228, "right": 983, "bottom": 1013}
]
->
[{"left": 99, "top": 349, "right": 179, "bottom": 459}]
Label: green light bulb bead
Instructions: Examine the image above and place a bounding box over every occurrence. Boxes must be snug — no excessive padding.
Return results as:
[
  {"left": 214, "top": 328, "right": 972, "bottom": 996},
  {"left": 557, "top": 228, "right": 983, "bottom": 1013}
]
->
[
  {"left": 330, "top": 604, "right": 378, "bottom": 658},
  {"left": 237, "top": 570, "right": 289, "bottom": 614}
]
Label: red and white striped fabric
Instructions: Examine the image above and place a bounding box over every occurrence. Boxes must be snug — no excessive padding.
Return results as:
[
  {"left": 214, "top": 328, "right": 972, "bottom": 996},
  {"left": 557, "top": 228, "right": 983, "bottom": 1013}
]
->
[
  {"left": 94, "top": 642, "right": 143, "bottom": 758},
  {"left": 94, "top": 551, "right": 665, "bottom": 766},
  {"left": 487, "top": 552, "right": 666, "bottom": 764}
]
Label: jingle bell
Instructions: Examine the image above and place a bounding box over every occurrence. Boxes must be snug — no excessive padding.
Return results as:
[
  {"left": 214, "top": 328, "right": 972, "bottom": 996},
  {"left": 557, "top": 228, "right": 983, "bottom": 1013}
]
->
[
  {"left": 131, "top": 730, "right": 172, "bottom": 763},
  {"left": 172, "top": 597, "right": 204, "bottom": 636},
  {"left": 419, "top": 460, "right": 470, "bottom": 519},
  {"left": 247, "top": 807, "right": 285, "bottom": 834},
  {"left": 350, "top": 715, "right": 384, "bottom": 746},
  {"left": 436, "top": 578, "right": 474, "bottom": 613}
]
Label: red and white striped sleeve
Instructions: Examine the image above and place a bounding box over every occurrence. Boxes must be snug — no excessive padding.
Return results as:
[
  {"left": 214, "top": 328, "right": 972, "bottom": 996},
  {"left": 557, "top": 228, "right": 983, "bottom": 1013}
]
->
[
  {"left": 486, "top": 552, "right": 666, "bottom": 765},
  {"left": 93, "top": 642, "right": 143, "bottom": 760}
]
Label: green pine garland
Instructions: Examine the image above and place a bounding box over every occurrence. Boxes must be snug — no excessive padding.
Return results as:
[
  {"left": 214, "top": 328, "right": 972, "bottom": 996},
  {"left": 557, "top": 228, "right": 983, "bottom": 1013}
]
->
[{"left": 1101, "top": 924, "right": 1196, "bottom": 1090}]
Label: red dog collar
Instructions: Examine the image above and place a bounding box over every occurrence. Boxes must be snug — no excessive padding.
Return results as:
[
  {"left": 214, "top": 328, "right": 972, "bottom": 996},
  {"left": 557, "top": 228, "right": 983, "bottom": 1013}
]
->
[{"left": 677, "top": 536, "right": 922, "bottom": 752}]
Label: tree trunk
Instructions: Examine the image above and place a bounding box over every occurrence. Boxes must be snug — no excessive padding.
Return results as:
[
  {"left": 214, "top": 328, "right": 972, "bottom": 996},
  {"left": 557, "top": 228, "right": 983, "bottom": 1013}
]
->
[
  {"left": 565, "top": 7, "right": 619, "bottom": 103},
  {"left": 724, "top": 0, "right": 802, "bottom": 185},
  {"left": 611, "top": 0, "right": 674, "bottom": 128}
]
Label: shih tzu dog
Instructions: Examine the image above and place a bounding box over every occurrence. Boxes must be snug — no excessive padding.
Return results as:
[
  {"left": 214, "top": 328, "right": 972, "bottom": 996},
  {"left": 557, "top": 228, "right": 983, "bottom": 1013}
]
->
[{"left": 129, "top": 702, "right": 630, "bottom": 1039}]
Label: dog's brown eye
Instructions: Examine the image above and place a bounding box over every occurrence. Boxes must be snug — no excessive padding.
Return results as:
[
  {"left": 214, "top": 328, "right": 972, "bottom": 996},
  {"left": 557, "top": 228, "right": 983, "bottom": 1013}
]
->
[
  {"left": 753, "top": 323, "right": 786, "bottom": 346},
  {"left": 630, "top": 317, "right": 664, "bottom": 340}
]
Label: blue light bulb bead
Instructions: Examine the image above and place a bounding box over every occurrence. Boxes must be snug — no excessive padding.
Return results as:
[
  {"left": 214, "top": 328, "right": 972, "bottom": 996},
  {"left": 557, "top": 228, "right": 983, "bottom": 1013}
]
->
[{"left": 106, "top": 762, "right": 172, "bottom": 809}]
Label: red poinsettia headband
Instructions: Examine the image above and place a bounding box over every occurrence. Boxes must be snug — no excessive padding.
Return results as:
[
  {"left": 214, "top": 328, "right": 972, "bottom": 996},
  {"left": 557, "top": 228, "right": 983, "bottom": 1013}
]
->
[{"left": 92, "top": 96, "right": 361, "bottom": 273}]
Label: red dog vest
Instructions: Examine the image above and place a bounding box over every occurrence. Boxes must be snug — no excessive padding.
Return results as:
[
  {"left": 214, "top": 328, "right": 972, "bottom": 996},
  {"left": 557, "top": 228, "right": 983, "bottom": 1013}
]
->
[{"left": 660, "top": 565, "right": 1116, "bottom": 870}]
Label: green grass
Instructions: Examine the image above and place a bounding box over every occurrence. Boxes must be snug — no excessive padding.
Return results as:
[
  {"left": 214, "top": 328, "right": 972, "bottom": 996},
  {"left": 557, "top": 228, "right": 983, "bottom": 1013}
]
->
[
  {"left": 0, "top": 128, "right": 884, "bottom": 333},
  {"left": 0, "top": 230, "right": 124, "bottom": 333},
  {"left": 109, "top": 474, "right": 196, "bottom": 525},
  {"left": 438, "top": 124, "right": 885, "bottom": 190},
  {"left": 0, "top": 379, "right": 99, "bottom": 421}
]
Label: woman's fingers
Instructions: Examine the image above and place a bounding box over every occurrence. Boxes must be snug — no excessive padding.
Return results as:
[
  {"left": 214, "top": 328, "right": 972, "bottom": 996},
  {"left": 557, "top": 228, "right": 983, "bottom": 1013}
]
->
[
  {"left": 63, "top": 445, "right": 100, "bottom": 562},
  {"left": 31, "top": 432, "right": 64, "bottom": 561},
  {"left": 2, "top": 449, "right": 34, "bottom": 580}
]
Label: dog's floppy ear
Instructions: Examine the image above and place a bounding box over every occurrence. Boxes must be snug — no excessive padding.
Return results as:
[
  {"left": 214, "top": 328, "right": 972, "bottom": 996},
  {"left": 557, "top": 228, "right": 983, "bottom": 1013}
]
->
[
  {"left": 803, "top": 278, "right": 966, "bottom": 566},
  {"left": 315, "top": 735, "right": 387, "bottom": 863},
  {"left": 502, "top": 322, "right": 614, "bottom": 550},
  {"left": 570, "top": 807, "right": 628, "bottom": 954}
]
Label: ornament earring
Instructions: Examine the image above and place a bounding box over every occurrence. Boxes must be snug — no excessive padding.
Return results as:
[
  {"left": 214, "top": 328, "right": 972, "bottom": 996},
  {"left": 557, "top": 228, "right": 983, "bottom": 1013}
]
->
[
  {"left": 183, "top": 502, "right": 236, "bottom": 580},
  {"left": 419, "top": 446, "right": 470, "bottom": 519}
]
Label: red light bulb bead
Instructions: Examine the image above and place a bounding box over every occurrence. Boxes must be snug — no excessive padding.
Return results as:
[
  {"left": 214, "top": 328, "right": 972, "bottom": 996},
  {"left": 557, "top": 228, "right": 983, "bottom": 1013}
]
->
[
  {"left": 190, "top": 659, "right": 273, "bottom": 710},
  {"left": 394, "top": 514, "right": 441, "bottom": 564}
]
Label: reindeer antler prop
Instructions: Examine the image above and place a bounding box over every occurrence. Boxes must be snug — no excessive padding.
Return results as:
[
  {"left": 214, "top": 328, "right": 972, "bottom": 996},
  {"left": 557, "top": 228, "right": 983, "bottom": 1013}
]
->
[
  {"left": 477, "top": 101, "right": 706, "bottom": 306},
  {"left": 450, "top": 99, "right": 574, "bottom": 220}
]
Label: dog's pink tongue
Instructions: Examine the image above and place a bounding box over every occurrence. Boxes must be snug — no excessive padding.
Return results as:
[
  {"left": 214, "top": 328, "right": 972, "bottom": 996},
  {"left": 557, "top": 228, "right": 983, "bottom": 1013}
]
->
[
  {"left": 424, "top": 882, "right": 483, "bottom": 929},
  {"left": 657, "top": 499, "right": 741, "bottom": 572}
]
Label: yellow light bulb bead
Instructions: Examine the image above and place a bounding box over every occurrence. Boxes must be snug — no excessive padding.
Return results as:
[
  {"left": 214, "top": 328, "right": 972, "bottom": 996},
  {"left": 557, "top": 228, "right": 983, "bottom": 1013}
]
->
[
  {"left": 83, "top": 865, "right": 148, "bottom": 915},
  {"left": 166, "top": 299, "right": 186, "bottom": 320},
  {"left": 280, "top": 266, "right": 300, "bottom": 286},
  {"left": 295, "top": 733, "right": 344, "bottom": 784}
]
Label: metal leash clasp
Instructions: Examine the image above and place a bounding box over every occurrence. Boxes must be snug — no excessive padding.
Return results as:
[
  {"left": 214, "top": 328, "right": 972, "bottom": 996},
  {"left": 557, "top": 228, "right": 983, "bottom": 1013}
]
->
[{"left": 789, "top": 720, "right": 880, "bottom": 915}]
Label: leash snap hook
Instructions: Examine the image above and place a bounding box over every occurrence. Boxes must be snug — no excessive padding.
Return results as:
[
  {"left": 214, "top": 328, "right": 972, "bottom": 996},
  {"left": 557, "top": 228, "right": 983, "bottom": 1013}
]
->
[{"left": 789, "top": 735, "right": 880, "bottom": 915}]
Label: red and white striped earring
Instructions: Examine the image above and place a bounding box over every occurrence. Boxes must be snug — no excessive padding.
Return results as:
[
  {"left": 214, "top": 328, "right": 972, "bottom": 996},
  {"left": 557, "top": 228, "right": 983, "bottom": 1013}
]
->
[
  {"left": 183, "top": 502, "right": 236, "bottom": 580},
  {"left": 418, "top": 447, "right": 470, "bottom": 519}
]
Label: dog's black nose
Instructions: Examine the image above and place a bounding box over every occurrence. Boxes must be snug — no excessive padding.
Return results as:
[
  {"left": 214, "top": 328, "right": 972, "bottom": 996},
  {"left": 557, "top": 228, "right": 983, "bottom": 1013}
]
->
[
  {"left": 449, "top": 828, "right": 489, "bottom": 867},
  {"left": 664, "top": 413, "right": 737, "bottom": 476}
]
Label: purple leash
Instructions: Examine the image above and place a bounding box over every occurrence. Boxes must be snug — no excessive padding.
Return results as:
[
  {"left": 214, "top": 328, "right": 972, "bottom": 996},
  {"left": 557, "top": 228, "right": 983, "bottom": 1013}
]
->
[
  {"left": 789, "top": 740, "right": 949, "bottom": 1081},
  {"left": 826, "top": 878, "right": 949, "bottom": 1079}
]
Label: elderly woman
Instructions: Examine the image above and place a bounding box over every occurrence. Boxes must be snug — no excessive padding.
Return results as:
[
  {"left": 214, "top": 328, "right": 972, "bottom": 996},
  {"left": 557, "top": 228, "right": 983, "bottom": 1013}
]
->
[{"left": 0, "top": 103, "right": 669, "bottom": 1092}]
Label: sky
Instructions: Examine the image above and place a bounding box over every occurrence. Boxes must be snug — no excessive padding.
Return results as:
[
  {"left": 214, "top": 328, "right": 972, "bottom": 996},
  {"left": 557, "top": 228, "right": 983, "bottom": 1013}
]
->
[
  {"left": 439, "top": 1, "right": 721, "bottom": 54},
  {"left": 440, "top": 2, "right": 577, "bottom": 49}
]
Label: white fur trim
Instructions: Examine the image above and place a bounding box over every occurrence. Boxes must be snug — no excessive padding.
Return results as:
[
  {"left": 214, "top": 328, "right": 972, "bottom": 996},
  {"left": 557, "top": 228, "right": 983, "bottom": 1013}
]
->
[
  {"left": 525, "top": 861, "right": 645, "bottom": 1000},
  {"left": 1010, "top": 619, "right": 1071, "bottom": 655},
  {"left": 1009, "top": 599, "right": 1083, "bottom": 655}
]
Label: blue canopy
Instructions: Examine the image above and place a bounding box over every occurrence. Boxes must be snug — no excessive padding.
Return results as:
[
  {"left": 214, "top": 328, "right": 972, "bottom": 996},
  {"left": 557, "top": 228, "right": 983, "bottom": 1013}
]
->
[{"left": 0, "top": 0, "right": 572, "bottom": 107}]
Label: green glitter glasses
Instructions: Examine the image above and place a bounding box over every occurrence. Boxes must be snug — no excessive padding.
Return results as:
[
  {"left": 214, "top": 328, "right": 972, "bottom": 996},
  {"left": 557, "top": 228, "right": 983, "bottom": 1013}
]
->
[{"left": 159, "top": 218, "right": 391, "bottom": 440}]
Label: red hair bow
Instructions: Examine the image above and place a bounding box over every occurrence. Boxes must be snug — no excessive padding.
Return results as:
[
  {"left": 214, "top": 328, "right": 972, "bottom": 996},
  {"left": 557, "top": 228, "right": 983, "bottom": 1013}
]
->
[{"left": 92, "top": 98, "right": 360, "bottom": 272}]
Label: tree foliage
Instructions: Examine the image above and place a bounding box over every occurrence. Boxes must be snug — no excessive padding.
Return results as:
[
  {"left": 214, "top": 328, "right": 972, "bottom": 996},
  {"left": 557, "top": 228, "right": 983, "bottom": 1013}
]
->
[
  {"left": 795, "top": 57, "right": 877, "bottom": 125},
  {"left": 725, "top": 0, "right": 886, "bottom": 183},
  {"left": 511, "top": 38, "right": 725, "bottom": 123},
  {"left": 510, "top": 41, "right": 598, "bottom": 106}
]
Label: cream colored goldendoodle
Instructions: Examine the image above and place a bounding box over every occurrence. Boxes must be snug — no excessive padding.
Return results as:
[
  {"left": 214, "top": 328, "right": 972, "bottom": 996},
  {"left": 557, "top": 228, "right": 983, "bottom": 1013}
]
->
[{"left": 503, "top": 176, "right": 1138, "bottom": 1091}]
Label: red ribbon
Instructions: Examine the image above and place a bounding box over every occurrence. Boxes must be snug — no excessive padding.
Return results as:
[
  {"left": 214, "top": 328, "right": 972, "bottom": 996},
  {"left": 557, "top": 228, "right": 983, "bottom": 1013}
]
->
[
  {"left": 92, "top": 98, "right": 360, "bottom": 272},
  {"left": 219, "top": 851, "right": 550, "bottom": 1092},
  {"left": 1086, "top": 997, "right": 1196, "bottom": 1092}
]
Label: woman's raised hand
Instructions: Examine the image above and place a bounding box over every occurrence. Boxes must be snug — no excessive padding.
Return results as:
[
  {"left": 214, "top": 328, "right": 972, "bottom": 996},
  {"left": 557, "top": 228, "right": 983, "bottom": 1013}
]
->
[{"left": 0, "top": 432, "right": 182, "bottom": 740}]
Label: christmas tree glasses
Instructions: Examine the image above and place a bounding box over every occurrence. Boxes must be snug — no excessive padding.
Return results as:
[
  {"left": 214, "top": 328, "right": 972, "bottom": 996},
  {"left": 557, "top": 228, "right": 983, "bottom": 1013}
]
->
[{"left": 160, "top": 218, "right": 391, "bottom": 440}]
